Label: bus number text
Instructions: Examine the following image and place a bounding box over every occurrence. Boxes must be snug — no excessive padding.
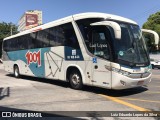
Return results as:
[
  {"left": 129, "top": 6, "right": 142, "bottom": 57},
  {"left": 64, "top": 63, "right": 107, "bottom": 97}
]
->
[{"left": 25, "top": 50, "right": 41, "bottom": 67}]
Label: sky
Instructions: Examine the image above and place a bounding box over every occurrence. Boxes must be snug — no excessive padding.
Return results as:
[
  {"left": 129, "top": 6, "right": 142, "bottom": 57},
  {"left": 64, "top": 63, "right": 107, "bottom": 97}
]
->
[{"left": 0, "top": 0, "right": 160, "bottom": 27}]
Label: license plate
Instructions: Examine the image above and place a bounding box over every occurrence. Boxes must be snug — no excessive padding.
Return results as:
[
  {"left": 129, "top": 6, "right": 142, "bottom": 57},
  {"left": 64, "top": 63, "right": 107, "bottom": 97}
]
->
[{"left": 137, "top": 81, "right": 144, "bottom": 85}]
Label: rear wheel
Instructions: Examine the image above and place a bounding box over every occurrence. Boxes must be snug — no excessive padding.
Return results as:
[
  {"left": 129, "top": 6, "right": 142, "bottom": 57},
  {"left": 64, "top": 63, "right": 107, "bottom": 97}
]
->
[
  {"left": 14, "top": 65, "right": 20, "bottom": 78},
  {"left": 69, "top": 70, "right": 83, "bottom": 90}
]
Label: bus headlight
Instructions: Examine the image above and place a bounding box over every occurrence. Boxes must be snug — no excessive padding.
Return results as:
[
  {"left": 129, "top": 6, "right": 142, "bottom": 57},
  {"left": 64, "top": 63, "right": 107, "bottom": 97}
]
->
[{"left": 112, "top": 67, "right": 131, "bottom": 76}]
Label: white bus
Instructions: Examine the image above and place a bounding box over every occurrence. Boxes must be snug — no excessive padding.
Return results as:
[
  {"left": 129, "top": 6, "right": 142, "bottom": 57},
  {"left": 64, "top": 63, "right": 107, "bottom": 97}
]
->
[
  {"left": 142, "top": 29, "right": 160, "bottom": 69},
  {"left": 2, "top": 12, "right": 155, "bottom": 90}
]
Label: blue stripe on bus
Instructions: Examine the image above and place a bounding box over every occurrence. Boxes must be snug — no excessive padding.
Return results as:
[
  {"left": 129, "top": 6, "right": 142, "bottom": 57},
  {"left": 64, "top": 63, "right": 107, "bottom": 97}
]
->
[
  {"left": 7, "top": 48, "right": 50, "bottom": 77},
  {"left": 7, "top": 46, "right": 84, "bottom": 77}
]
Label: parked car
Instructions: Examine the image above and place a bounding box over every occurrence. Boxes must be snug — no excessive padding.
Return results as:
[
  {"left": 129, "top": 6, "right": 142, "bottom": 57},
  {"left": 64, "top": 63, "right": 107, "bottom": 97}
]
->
[{"left": 150, "top": 59, "right": 160, "bottom": 69}]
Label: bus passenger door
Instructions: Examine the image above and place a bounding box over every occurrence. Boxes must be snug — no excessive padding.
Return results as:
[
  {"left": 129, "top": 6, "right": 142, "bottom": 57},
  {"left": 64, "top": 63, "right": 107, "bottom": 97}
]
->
[
  {"left": 90, "top": 26, "right": 112, "bottom": 88},
  {"left": 92, "top": 59, "right": 111, "bottom": 88}
]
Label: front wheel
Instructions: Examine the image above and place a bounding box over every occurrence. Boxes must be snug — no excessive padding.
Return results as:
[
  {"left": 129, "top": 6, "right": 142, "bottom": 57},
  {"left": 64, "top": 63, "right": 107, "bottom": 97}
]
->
[
  {"left": 69, "top": 70, "right": 83, "bottom": 90},
  {"left": 14, "top": 65, "right": 20, "bottom": 78}
]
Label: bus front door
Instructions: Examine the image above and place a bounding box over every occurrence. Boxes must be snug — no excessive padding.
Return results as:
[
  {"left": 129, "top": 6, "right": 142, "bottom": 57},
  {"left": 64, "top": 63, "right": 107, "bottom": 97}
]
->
[
  {"left": 92, "top": 58, "right": 112, "bottom": 89},
  {"left": 90, "top": 26, "right": 112, "bottom": 88}
]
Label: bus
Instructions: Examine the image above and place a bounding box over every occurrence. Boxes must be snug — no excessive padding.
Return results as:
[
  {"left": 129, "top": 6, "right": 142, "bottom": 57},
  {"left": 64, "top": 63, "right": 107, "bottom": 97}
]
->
[
  {"left": 2, "top": 12, "right": 156, "bottom": 90},
  {"left": 142, "top": 29, "right": 160, "bottom": 69}
]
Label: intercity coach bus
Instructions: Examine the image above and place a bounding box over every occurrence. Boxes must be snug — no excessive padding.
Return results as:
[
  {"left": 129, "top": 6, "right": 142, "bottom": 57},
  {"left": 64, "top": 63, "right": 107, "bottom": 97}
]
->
[{"left": 2, "top": 12, "right": 156, "bottom": 90}]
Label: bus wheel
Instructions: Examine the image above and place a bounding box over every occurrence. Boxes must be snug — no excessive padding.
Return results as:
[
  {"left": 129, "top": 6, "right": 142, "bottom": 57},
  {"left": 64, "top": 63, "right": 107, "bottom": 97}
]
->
[
  {"left": 69, "top": 70, "right": 83, "bottom": 90},
  {"left": 14, "top": 65, "right": 20, "bottom": 78}
]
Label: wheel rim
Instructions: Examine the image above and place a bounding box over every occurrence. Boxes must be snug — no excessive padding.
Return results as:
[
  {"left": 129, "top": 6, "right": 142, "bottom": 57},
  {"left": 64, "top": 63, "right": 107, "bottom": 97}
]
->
[
  {"left": 15, "top": 68, "right": 19, "bottom": 77},
  {"left": 71, "top": 74, "right": 80, "bottom": 85}
]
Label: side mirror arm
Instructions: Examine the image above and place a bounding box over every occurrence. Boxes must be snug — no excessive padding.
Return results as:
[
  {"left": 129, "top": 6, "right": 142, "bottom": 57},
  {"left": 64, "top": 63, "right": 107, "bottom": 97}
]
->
[
  {"left": 91, "top": 21, "right": 121, "bottom": 39},
  {"left": 142, "top": 29, "right": 159, "bottom": 45}
]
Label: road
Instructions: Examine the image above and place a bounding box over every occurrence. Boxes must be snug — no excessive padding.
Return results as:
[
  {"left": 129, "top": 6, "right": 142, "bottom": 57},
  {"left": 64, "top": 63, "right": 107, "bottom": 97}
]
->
[{"left": 0, "top": 64, "right": 159, "bottom": 120}]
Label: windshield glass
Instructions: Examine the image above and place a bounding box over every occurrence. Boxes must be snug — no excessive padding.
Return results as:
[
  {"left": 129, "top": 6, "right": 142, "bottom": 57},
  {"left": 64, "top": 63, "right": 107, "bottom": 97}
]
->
[{"left": 114, "top": 23, "right": 150, "bottom": 67}]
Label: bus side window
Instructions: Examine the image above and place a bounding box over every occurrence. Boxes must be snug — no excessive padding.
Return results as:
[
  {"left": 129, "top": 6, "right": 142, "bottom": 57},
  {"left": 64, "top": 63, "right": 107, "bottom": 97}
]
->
[
  {"left": 17, "top": 37, "right": 23, "bottom": 50},
  {"left": 3, "top": 40, "right": 10, "bottom": 52},
  {"left": 49, "top": 26, "right": 63, "bottom": 47},
  {"left": 30, "top": 33, "right": 37, "bottom": 49},
  {"left": 3, "top": 41, "right": 7, "bottom": 51},
  {"left": 11, "top": 38, "right": 17, "bottom": 51},
  {"left": 48, "top": 29, "right": 55, "bottom": 47},
  {"left": 36, "top": 30, "right": 50, "bottom": 48},
  {"left": 62, "top": 23, "right": 80, "bottom": 49},
  {"left": 26, "top": 34, "right": 33, "bottom": 49}
]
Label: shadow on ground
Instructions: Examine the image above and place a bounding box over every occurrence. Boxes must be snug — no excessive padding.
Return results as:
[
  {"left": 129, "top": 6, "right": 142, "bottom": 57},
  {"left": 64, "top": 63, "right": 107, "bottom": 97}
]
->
[
  {"left": 6, "top": 74, "right": 148, "bottom": 97},
  {"left": 0, "top": 87, "right": 10, "bottom": 100}
]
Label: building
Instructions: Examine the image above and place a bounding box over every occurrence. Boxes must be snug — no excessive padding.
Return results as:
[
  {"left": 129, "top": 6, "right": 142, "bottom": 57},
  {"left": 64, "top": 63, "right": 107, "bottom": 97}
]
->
[{"left": 18, "top": 10, "right": 42, "bottom": 32}]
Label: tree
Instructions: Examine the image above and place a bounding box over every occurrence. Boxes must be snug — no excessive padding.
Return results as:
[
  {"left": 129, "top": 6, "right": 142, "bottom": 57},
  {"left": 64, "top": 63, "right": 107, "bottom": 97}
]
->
[
  {"left": 0, "top": 22, "right": 18, "bottom": 39},
  {"left": 0, "top": 22, "right": 18, "bottom": 58},
  {"left": 142, "top": 11, "right": 160, "bottom": 52}
]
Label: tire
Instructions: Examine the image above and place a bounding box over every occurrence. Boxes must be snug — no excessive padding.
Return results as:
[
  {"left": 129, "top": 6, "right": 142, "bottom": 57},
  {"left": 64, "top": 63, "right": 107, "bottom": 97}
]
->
[
  {"left": 14, "top": 65, "right": 20, "bottom": 78},
  {"left": 69, "top": 70, "right": 83, "bottom": 90},
  {"left": 151, "top": 64, "right": 155, "bottom": 69}
]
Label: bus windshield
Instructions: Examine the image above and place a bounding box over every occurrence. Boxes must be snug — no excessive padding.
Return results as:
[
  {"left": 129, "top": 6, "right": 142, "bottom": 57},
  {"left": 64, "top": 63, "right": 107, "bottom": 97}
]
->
[{"left": 114, "top": 23, "right": 150, "bottom": 67}]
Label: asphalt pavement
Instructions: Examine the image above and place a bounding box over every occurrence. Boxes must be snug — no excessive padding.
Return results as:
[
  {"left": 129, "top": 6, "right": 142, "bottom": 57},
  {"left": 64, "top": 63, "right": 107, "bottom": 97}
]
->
[{"left": 0, "top": 63, "right": 159, "bottom": 120}]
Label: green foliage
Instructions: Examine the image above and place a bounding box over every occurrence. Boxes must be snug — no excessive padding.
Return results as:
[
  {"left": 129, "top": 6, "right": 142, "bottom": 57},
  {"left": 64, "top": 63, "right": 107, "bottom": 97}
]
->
[
  {"left": 0, "top": 22, "right": 18, "bottom": 58},
  {"left": 142, "top": 11, "right": 160, "bottom": 52},
  {"left": 0, "top": 22, "right": 18, "bottom": 40}
]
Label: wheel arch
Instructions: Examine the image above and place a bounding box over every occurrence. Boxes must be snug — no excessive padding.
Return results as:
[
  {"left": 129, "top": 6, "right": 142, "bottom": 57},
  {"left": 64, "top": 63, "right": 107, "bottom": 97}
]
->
[
  {"left": 13, "top": 64, "right": 19, "bottom": 72},
  {"left": 66, "top": 64, "right": 85, "bottom": 84},
  {"left": 13, "top": 63, "right": 20, "bottom": 78}
]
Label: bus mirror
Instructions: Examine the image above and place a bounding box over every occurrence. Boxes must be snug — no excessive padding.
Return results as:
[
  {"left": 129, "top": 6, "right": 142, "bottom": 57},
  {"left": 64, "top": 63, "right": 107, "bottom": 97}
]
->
[
  {"left": 141, "top": 29, "right": 159, "bottom": 45},
  {"left": 90, "top": 21, "right": 121, "bottom": 39}
]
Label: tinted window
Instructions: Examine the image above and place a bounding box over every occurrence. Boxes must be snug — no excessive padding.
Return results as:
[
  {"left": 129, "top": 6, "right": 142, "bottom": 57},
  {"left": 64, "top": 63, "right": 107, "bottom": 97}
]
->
[
  {"left": 3, "top": 41, "right": 7, "bottom": 51},
  {"left": 18, "top": 36, "right": 29, "bottom": 50},
  {"left": 11, "top": 38, "right": 18, "bottom": 51},
  {"left": 49, "top": 26, "right": 65, "bottom": 46},
  {"left": 62, "top": 23, "right": 79, "bottom": 49},
  {"left": 3, "top": 40, "right": 10, "bottom": 51},
  {"left": 49, "top": 23, "right": 80, "bottom": 49},
  {"left": 36, "top": 30, "right": 50, "bottom": 48},
  {"left": 3, "top": 22, "right": 80, "bottom": 51}
]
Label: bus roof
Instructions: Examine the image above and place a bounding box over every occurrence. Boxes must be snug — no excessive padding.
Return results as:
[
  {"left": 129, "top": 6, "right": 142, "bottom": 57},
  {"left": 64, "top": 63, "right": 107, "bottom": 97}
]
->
[
  {"left": 73, "top": 12, "right": 137, "bottom": 24},
  {"left": 4, "top": 12, "right": 137, "bottom": 41}
]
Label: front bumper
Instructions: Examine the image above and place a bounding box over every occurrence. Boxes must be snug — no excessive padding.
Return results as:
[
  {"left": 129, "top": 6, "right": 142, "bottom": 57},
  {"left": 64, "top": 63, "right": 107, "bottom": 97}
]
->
[{"left": 111, "top": 72, "right": 152, "bottom": 90}]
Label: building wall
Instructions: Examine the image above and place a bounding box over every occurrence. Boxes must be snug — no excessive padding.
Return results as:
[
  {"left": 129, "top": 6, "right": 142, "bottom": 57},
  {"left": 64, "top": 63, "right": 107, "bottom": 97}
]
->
[{"left": 18, "top": 10, "right": 42, "bottom": 32}]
